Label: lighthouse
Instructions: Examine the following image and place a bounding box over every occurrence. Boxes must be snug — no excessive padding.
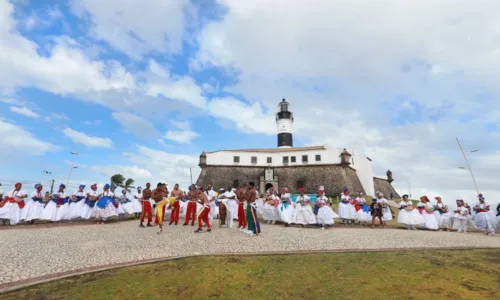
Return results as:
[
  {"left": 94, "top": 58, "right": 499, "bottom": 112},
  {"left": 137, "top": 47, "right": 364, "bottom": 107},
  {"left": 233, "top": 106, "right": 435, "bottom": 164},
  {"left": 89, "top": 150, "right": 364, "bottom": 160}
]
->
[{"left": 276, "top": 98, "right": 294, "bottom": 148}]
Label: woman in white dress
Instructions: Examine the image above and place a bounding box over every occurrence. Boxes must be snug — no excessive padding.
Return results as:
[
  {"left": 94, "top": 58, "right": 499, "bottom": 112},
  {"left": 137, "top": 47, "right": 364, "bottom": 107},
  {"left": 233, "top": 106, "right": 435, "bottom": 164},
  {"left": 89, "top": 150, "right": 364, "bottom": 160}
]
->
[
  {"left": 21, "top": 184, "right": 46, "bottom": 224},
  {"left": 376, "top": 193, "right": 393, "bottom": 225},
  {"left": 354, "top": 192, "right": 371, "bottom": 225},
  {"left": 338, "top": 187, "right": 356, "bottom": 225},
  {"left": 418, "top": 196, "right": 438, "bottom": 230},
  {"left": 116, "top": 189, "right": 131, "bottom": 220},
  {"left": 397, "top": 194, "right": 424, "bottom": 230},
  {"left": 279, "top": 188, "right": 295, "bottom": 226},
  {"left": 81, "top": 184, "right": 98, "bottom": 219},
  {"left": 434, "top": 196, "right": 453, "bottom": 231},
  {"left": 293, "top": 188, "right": 317, "bottom": 227},
  {"left": 453, "top": 199, "right": 471, "bottom": 233},
  {"left": 473, "top": 194, "right": 496, "bottom": 236},
  {"left": 0, "top": 182, "right": 28, "bottom": 225},
  {"left": 42, "top": 184, "right": 70, "bottom": 222},
  {"left": 262, "top": 187, "right": 280, "bottom": 224},
  {"left": 67, "top": 184, "right": 88, "bottom": 220},
  {"left": 316, "top": 186, "right": 338, "bottom": 229},
  {"left": 132, "top": 187, "right": 143, "bottom": 219},
  {"left": 92, "top": 184, "right": 117, "bottom": 224}
]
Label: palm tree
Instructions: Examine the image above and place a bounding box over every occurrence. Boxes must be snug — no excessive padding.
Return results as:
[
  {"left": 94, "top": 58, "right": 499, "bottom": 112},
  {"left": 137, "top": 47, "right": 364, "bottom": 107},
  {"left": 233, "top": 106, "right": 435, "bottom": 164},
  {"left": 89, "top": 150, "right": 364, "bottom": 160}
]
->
[{"left": 110, "top": 174, "right": 135, "bottom": 192}]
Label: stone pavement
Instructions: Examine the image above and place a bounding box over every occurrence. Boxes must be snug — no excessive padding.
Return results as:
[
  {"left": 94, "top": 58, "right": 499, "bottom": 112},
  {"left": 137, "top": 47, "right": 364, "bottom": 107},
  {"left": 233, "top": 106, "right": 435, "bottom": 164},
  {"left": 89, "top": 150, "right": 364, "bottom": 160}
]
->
[{"left": 1, "top": 221, "right": 499, "bottom": 290}]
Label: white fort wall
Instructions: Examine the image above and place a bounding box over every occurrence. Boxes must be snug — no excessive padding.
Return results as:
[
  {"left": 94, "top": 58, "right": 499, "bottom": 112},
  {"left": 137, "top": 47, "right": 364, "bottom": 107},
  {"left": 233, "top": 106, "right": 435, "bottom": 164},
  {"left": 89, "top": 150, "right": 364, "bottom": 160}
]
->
[{"left": 204, "top": 146, "right": 376, "bottom": 196}]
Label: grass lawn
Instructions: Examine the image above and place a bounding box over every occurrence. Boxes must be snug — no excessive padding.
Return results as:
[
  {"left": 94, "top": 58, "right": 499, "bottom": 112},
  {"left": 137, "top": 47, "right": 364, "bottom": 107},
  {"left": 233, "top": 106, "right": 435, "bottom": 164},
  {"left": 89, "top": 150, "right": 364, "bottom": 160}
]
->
[{"left": 2, "top": 249, "right": 499, "bottom": 300}]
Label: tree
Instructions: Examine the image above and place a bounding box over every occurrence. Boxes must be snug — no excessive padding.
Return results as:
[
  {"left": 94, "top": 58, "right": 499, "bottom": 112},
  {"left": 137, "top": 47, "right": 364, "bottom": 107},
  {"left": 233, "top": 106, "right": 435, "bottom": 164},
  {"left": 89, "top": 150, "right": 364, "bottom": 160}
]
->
[{"left": 110, "top": 174, "right": 135, "bottom": 192}]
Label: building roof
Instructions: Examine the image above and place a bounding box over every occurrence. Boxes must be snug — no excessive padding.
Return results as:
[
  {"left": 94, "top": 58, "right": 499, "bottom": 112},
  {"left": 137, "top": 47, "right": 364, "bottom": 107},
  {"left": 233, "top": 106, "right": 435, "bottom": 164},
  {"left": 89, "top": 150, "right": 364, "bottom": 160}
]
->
[{"left": 205, "top": 145, "right": 326, "bottom": 154}]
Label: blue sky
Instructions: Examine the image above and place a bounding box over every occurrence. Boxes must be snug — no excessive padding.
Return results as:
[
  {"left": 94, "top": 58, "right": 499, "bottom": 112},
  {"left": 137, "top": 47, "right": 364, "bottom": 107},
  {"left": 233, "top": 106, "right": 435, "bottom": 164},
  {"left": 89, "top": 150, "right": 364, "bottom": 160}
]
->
[{"left": 0, "top": 0, "right": 499, "bottom": 206}]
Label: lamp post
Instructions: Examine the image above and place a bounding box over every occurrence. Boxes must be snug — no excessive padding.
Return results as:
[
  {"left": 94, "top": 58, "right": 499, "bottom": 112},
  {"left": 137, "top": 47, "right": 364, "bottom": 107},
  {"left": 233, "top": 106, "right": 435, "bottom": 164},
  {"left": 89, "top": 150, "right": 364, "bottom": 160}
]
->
[
  {"left": 66, "top": 152, "right": 79, "bottom": 187},
  {"left": 455, "top": 137, "right": 479, "bottom": 195}
]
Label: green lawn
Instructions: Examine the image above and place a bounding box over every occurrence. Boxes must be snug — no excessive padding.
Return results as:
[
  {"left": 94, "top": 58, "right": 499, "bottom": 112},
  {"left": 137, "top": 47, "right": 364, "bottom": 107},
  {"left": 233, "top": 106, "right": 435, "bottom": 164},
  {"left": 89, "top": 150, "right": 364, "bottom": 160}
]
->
[{"left": 2, "top": 249, "right": 499, "bottom": 300}]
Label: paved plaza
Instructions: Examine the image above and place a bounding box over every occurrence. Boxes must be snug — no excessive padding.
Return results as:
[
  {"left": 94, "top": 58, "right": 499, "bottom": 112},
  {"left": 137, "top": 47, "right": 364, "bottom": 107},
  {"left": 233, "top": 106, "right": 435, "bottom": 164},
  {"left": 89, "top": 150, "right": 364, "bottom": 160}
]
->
[{"left": 1, "top": 221, "right": 499, "bottom": 290}]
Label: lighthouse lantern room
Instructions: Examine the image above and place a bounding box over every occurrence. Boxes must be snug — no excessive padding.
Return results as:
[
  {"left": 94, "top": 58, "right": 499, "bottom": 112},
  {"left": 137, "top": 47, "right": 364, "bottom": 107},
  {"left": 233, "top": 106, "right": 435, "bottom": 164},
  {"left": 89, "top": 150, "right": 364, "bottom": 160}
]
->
[{"left": 276, "top": 98, "right": 294, "bottom": 148}]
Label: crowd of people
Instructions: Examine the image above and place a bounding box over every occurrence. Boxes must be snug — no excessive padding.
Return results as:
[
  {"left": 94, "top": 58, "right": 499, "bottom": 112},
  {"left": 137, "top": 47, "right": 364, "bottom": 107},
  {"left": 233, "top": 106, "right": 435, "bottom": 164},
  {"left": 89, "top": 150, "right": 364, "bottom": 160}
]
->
[{"left": 0, "top": 182, "right": 499, "bottom": 236}]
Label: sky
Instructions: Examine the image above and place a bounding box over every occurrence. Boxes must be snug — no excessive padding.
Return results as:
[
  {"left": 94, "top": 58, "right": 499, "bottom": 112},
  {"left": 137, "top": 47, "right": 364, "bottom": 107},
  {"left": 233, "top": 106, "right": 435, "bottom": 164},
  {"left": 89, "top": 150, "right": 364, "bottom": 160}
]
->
[{"left": 0, "top": 0, "right": 499, "bottom": 207}]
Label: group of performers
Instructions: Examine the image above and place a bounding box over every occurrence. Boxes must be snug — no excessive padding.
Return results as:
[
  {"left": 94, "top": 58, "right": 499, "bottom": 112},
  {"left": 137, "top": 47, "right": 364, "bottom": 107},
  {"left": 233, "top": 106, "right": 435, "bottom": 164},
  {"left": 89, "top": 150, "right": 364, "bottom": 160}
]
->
[
  {"left": 1, "top": 182, "right": 498, "bottom": 236},
  {"left": 397, "top": 194, "right": 498, "bottom": 236}
]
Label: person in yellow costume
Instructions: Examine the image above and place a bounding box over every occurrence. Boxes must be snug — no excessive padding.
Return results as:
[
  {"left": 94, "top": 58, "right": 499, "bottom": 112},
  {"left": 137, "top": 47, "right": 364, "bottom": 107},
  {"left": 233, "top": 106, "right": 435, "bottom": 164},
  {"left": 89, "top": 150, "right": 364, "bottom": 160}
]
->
[{"left": 152, "top": 183, "right": 169, "bottom": 234}]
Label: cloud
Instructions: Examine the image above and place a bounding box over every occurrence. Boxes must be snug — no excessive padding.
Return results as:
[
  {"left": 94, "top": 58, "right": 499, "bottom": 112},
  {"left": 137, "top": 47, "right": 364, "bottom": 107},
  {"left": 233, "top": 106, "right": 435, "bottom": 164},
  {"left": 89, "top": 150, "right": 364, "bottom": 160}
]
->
[
  {"left": 9, "top": 106, "right": 39, "bottom": 118},
  {"left": 84, "top": 120, "right": 103, "bottom": 125},
  {"left": 63, "top": 128, "right": 113, "bottom": 148},
  {"left": 164, "top": 119, "right": 199, "bottom": 144},
  {"left": 0, "top": 119, "right": 55, "bottom": 155},
  {"left": 111, "top": 111, "right": 159, "bottom": 138},
  {"left": 71, "top": 0, "right": 194, "bottom": 59},
  {"left": 44, "top": 112, "right": 70, "bottom": 123}
]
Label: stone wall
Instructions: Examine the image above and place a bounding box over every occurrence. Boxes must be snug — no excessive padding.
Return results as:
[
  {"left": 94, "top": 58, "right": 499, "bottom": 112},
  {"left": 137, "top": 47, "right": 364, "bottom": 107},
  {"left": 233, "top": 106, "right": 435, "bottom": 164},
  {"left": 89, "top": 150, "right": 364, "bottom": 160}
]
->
[
  {"left": 196, "top": 164, "right": 365, "bottom": 196},
  {"left": 373, "top": 177, "right": 401, "bottom": 199}
]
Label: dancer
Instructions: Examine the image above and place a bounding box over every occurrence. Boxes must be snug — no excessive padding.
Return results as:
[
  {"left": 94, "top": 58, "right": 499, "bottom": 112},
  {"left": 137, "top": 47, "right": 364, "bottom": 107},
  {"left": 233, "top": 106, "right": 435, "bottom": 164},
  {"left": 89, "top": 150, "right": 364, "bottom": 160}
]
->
[
  {"left": 118, "top": 189, "right": 136, "bottom": 219},
  {"left": 293, "top": 188, "right": 316, "bottom": 227},
  {"left": 316, "top": 186, "right": 336, "bottom": 229},
  {"left": 42, "top": 184, "right": 69, "bottom": 223},
  {"left": 194, "top": 188, "right": 211, "bottom": 233},
  {"left": 21, "top": 184, "right": 46, "bottom": 224},
  {"left": 262, "top": 187, "right": 280, "bottom": 224},
  {"left": 370, "top": 198, "right": 384, "bottom": 228},
  {"left": 418, "top": 196, "right": 438, "bottom": 230},
  {"left": 183, "top": 185, "right": 198, "bottom": 226},
  {"left": 245, "top": 182, "right": 261, "bottom": 236},
  {"left": 434, "top": 197, "right": 452, "bottom": 231},
  {"left": 377, "top": 192, "right": 392, "bottom": 225},
  {"left": 217, "top": 188, "right": 227, "bottom": 227},
  {"left": 132, "top": 187, "right": 143, "bottom": 219},
  {"left": 139, "top": 183, "right": 153, "bottom": 227},
  {"left": 82, "top": 184, "right": 98, "bottom": 219},
  {"left": 93, "top": 184, "right": 117, "bottom": 224},
  {"left": 152, "top": 183, "right": 169, "bottom": 234},
  {"left": 169, "top": 184, "right": 183, "bottom": 225},
  {"left": 205, "top": 184, "right": 218, "bottom": 225},
  {"left": 68, "top": 184, "right": 87, "bottom": 220},
  {"left": 453, "top": 199, "right": 470, "bottom": 233},
  {"left": 221, "top": 185, "right": 237, "bottom": 228},
  {"left": 1, "top": 183, "right": 27, "bottom": 225},
  {"left": 338, "top": 187, "right": 355, "bottom": 225},
  {"left": 279, "top": 187, "right": 294, "bottom": 227},
  {"left": 397, "top": 194, "right": 424, "bottom": 230},
  {"left": 473, "top": 193, "right": 496, "bottom": 236},
  {"left": 354, "top": 192, "right": 371, "bottom": 225},
  {"left": 236, "top": 184, "right": 247, "bottom": 230}
]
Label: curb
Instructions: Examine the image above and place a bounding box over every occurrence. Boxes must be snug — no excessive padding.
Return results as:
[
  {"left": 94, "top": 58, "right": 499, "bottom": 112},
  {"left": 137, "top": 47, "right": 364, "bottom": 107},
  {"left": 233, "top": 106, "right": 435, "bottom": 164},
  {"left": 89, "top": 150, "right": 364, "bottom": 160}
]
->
[{"left": 1, "top": 246, "right": 498, "bottom": 294}]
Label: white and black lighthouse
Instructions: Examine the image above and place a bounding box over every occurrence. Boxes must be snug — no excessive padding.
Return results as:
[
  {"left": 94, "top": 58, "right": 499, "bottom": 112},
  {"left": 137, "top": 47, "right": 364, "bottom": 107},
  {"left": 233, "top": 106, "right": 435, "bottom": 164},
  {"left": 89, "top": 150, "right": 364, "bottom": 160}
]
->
[{"left": 276, "top": 98, "right": 294, "bottom": 148}]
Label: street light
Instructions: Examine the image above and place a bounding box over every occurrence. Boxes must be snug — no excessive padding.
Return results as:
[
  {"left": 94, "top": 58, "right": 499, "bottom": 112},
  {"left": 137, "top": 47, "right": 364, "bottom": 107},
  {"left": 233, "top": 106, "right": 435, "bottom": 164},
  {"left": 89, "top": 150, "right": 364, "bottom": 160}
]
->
[
  {"left": 455, "top": 137, "right": 479, "bottom": 195},
  {"left": 66, "top": 152, "right": 79, "bottom": 186}
]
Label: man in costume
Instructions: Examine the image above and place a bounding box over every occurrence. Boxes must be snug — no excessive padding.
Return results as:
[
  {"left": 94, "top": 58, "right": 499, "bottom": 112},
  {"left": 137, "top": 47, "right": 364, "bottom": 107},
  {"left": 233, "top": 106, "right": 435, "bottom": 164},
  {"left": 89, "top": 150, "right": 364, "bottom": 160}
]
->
[
  {"left": 221, "top": 185, "right": 237, "bottom": 228},
  {"left": 152, "top": 183, "right": 169, "bottom": 234},
  {"left": 139, "top": 182, "right": 153, "bottom": 227},
  {"left": 194, "top": 187, "right": 211, "bottom": 233},
  {"left": 205, "top": 184, "right": 217, "bottom": 224},
  {"left": 245, "top": 182, "right": 260, "bottom": 236},
  {"left": 169, "top": 183, "right": 183, "bottom": 225},
  {"left": 217, "top": 188, "right": 227, "bottom": 227},
  {"left": 183, "top": 184, "right": 198, "bottom": 226},
  {"left": 236, "top": 184, "right": 247, "bottom": 230}
]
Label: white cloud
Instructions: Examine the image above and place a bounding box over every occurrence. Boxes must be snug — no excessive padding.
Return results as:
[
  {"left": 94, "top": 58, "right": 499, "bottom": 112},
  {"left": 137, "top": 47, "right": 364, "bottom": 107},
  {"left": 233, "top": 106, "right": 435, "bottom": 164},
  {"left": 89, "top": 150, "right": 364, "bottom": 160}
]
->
[
  {"left": 9, "top": 106, "right": 39, "bottom": 118},
  {"left": 111, "top": 111, "right": 159, "bottom": 138},
  {"left": 0, "top": 119, "right": 55, "bottom": 155},
  {"left": 71, "top": 0, "right": 193, "bottom": 59},
  {"left": 84, "top": 120, "right": 103, "bottom": 125},
  {"left": 164, "top": 119, "right": 199, "bottom": 144},
  {"left": 63, "top": 128, "right": 113, "bottom": 148}
]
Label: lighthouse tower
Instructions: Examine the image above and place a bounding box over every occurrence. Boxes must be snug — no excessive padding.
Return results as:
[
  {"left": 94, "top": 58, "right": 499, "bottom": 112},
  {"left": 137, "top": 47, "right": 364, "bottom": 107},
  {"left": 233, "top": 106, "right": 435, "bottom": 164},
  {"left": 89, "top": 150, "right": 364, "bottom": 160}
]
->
[{"left": 276, "top": 98, "right": 294, "bottom": 148}]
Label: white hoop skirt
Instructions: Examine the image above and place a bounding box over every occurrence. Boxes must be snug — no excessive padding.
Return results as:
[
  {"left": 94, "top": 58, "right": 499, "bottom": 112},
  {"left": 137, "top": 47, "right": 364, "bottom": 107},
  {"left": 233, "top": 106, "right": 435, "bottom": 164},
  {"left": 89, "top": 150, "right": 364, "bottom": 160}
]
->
[
  {"left": 473, "top": 211, "right": 497, "bottom": 232},
  {"left": 21, "top": 200, "right": 45, "bottom": 221},
  {"left": 382, "top": 206, "right": 393, "bottom": 221},
  {"left": 67, "top": 198, "right": 87, "bottom": 219},
  {"left": 355, "top": 205, "right": 372, "bottom": 222},
  {"left": 397, "top": 208, "right": 425, "bottom": 226},
  {"left": 278, "top": 202, "right": 295, "bottom": 224},
  {"left": 316, "top": 205, "right": 337, "bottom": 225},
  {"left": 338, "top": 202, "right": 356, "bottom": 220},
  {"left": 293, "top": 204, "right": 317, "bottom": 225},
  {"left": 0, "top": 201, "right": 22, "bottom": 225},
  {"left": 437, "top": 212, "right": 453, "bottom": 229},
  {"left": 42, "top": 201, "right": 69, "bottom": 222},
  {"left": 262, "top": 203, "right": 280, "bottom": 221}
]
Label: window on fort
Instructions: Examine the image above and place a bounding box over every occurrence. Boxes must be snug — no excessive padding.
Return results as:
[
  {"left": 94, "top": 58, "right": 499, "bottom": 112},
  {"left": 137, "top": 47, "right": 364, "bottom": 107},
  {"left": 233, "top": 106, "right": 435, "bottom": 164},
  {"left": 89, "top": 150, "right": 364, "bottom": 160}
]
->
[
  {"left": 251, "top": 156, "right": 257, "bottom": 164},
  {"left": 297, "top": 181, "right": 304, "bottom": 189},
  {"left": 233, "top": 156, "right": 240, "bottom": 163},
  {"left": 291, "top": 156, "right": 296, "bottom": 163},
  {"left": 267, "top": 157, "right": 272, "bottom": 163},
  {"left": 233, "top": 180, "right": 239, "bottom": 188},
  {"left": 283, "top": 156, "right": 289, "bottom": 164},
  {"left": 302, "top": 155, "right": 308, "bottom": 163},
  {"left": 315, "top": 155, "right": 321, "bottom": 162}
]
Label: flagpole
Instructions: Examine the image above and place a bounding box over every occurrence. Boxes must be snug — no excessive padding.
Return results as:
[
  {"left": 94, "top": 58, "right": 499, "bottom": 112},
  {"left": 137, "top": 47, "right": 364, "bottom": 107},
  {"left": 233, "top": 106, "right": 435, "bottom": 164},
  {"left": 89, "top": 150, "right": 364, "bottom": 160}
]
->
[
  {"left": 456, "top": 137, "right": 479, "bottom": 195},
  {"left": 190, "top": 167, "right": 193, "bottom": 185}
]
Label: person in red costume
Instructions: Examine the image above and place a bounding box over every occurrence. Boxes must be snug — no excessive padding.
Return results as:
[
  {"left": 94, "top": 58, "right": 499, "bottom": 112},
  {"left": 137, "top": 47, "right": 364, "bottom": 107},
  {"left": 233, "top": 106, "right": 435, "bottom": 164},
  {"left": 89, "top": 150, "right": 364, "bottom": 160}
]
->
[
  {"left": 183, "top": 184, "right": 198, "bottom": 226},
  {"left": 139, "top": 183, "right": 153, "bottom": 228},
  {"left": 236, "top": 183, "right": 247, "bottom": 230},
  {"left": 0, "top": 182, "right": 27, "bottom": 225},
  {"left": 169, "top": 183, "right": 183, "bottom": 225},
  {"left": 194, "top": 189, "right": 211, "bottom": 233}
]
